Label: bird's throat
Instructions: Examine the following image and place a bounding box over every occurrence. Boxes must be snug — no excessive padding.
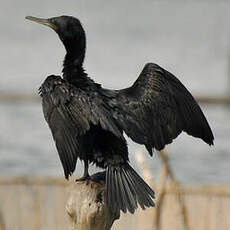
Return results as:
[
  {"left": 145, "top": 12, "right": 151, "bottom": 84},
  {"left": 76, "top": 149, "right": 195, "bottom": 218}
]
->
[
  {"left": 60, "top": 29, "right": 87, "bottom": 85},
  {"left": 62, "top": 46, "right": 86, "bottom": 84}
]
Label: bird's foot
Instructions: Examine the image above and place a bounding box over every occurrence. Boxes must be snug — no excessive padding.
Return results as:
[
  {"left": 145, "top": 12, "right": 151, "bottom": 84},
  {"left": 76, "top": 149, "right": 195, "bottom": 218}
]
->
[
  {"left": 90, "top": 171, "right": 106, "bottom": 183},
  {"left": 75, "top": 174, "right": 91, "bottom": 182}
]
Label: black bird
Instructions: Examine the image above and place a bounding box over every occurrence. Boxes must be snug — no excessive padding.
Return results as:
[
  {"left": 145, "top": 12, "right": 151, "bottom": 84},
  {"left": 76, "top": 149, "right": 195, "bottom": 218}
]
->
[{"left": 26, "top": 15, "right": 214, "bottom": 214}]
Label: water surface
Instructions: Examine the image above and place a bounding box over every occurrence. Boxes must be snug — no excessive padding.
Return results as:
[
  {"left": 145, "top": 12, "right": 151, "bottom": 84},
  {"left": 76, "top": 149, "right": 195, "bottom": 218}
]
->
[{"left": 0, "top": 0, "right": 230, "bottom": 184}]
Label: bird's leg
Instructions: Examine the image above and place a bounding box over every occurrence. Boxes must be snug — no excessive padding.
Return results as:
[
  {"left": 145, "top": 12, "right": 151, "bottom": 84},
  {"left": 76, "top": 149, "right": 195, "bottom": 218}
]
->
[{"left": 76, "top": 160, "right": 91, "bottom": 181}]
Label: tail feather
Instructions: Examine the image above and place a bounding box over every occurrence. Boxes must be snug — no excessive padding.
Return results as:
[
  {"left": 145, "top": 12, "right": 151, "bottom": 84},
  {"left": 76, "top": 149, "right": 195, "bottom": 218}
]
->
[
  {"left": 117, "top": 168, "right": 137, "bottom": 213},
  {"left": 126, "top": 164, "right": 155, "bottom": 198},
  {"left": 124, "top": 167, "right": 154, "bottom": 208},
  {"left": 114, "top": 168, "right": 126, "bottom": 212},
  {"left": 120, "top": 169, "right": 137, "bottom": 212},
  {"left": 125, "top": 166, "right": 147, "bottom": 209},
  {"left": 117, "top": 169, "right": 129, "bottom": 213},
  {"left": 121, "top": 168, "right": 137, "bottom": 205},
  {"left": 106, "top": 166, "right": 115, "bottom": 210},
  {"left": 105, "top": 163, "right": 155, "bottom": 214}
]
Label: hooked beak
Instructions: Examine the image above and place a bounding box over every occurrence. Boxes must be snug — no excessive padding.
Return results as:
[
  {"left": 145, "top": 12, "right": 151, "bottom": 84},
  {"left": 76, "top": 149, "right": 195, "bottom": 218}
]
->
[{"left": 25, "top": 16, "right": 57, "bottom": 31}]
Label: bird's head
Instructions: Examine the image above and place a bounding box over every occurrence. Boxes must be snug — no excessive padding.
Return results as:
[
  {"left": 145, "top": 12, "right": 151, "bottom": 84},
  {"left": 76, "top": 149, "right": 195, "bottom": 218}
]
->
[{"left": 26, "top": 15, "right": 86, "bottom": 57}]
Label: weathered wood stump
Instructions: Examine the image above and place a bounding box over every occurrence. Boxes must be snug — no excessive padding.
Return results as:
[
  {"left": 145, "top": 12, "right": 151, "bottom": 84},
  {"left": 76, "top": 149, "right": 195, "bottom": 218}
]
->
[{"left": 66, "top": 173, "right": 120, "bottom": 230}]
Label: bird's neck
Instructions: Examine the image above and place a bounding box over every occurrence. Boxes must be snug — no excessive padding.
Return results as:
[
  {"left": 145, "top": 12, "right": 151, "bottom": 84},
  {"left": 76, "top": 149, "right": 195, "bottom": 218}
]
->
[{"left": 62, "top": 44, "right": 87, "bottom": 85}]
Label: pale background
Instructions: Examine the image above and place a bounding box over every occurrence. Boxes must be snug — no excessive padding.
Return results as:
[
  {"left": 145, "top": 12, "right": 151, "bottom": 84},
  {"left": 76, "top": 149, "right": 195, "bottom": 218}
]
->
[{"left": 0, "top": 0, "right": 229, "bottom": 184}]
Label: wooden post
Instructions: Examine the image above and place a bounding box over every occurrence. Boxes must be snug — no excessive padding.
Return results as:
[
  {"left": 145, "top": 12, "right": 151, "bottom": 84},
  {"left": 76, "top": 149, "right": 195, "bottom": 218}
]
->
[{"left": 66, "top": 177, "right": 120, "bottom": 230}]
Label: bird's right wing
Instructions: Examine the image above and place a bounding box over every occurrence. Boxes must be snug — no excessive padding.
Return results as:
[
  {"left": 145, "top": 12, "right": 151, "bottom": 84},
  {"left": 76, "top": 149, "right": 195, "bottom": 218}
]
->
[
  {"left": 111, "top": 63, "right": 214, "bottom": 155},
  {"left": 40, "top": 75, "right": 124, "bottom": 179}
]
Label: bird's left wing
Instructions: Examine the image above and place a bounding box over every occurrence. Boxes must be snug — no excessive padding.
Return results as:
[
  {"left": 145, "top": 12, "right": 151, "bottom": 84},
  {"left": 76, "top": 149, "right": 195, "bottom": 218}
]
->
[
  {"left": 110, "top": 63, "right": 214, "bottom": 155},
  {"left": 40, "top": 75, "right": 124, "bottom": 178}
]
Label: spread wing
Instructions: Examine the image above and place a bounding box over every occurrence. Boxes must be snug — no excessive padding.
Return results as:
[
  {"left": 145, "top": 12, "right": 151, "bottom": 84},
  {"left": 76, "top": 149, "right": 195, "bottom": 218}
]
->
[
  {"left": 112, "top": 63, "right": 214, "bottom": 155},
  {"left": 40, "top": 75, "right": 124, "bottom": 178}
]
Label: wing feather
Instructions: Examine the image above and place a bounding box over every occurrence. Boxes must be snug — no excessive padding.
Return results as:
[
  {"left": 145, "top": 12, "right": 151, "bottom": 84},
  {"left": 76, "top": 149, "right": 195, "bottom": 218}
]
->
[
  {"left": 40, "top": 75, "right": 124, "bottom": 178},
  {"left": 112, "top": 63, "right": 214, "bottom": 154}
]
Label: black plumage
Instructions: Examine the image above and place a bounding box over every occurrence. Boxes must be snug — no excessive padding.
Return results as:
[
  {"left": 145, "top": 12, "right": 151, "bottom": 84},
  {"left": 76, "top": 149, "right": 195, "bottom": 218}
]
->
[{"left": 26, "top": 15, "right": 214, "bottom": 214}]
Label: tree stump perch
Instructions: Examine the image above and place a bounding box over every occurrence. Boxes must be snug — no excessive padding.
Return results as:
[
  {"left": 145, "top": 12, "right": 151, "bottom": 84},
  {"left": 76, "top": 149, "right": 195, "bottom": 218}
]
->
[{"left": 66, "top": 175, "right": 120, "bottom": 230}]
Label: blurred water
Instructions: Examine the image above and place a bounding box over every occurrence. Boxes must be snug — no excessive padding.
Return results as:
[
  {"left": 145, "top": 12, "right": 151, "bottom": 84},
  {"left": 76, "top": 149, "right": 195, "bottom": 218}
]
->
[
  {"left": 0, "top": 102, "right": 229, "bottom": 184},
  {"left": 0, "top": 0, "right": 230, "bottom": 184}
]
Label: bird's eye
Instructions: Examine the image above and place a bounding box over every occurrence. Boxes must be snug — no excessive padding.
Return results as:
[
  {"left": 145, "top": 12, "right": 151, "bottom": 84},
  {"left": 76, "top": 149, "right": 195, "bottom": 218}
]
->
[{"left": 50, "top": 19, "right": 55, "bottom": 24}]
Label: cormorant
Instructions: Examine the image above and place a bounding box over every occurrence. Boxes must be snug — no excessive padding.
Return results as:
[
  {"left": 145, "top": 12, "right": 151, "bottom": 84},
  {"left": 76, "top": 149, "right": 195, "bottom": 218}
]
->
[{"left": 25, "top": 15, "right": 214, "bottom": 214}]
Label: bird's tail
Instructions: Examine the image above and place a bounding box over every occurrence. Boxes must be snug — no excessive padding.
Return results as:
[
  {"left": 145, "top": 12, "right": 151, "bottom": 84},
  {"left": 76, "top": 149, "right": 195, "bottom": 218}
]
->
[{"left": 105, "top": 163, "right": 155, "bottom": 214}]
